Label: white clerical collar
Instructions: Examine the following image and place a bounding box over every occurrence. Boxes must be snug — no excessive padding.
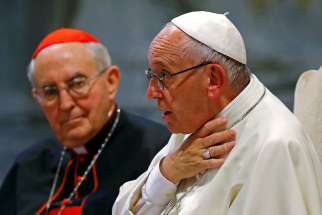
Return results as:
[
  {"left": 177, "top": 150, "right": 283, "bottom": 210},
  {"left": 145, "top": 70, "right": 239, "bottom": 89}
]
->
[
  {"left": 72, "top": 146, "right": 88, "bottom": 155},
  {"left": 217, "top": 74, "right": 266, "bottom": 128}
]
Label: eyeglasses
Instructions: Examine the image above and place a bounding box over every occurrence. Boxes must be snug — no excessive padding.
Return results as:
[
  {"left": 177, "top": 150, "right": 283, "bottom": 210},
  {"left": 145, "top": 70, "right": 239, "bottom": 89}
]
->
[
  {"left": 34, "top": 71, "right": 104, "bottom": 106},
  {"left": 145, "top": 62, "right": 212, "bottom": 90}
]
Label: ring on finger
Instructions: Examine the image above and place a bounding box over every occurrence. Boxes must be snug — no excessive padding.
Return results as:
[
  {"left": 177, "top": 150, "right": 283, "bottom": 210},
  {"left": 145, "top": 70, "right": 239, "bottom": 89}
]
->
[{"left": 202, "top": 148, "right": 211, "bottom": 159}]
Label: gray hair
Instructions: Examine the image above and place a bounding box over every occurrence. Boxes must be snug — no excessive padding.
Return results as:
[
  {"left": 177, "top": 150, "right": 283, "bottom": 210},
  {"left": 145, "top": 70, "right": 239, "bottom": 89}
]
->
[
  {"left": 181, "top": 37, "right": 250, "bottom": 90},
  {"left": 27, "top": 42, "right": 112, "bottom": 86},
  {"left": 157, "top": 21, "right": 249, "bottom": 91}
]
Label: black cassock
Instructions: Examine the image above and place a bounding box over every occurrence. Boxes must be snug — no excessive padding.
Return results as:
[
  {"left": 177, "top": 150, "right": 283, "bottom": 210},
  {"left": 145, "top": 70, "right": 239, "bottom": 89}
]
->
[{"left": 0, "top": 109, "right": 170, "bottom": 215}]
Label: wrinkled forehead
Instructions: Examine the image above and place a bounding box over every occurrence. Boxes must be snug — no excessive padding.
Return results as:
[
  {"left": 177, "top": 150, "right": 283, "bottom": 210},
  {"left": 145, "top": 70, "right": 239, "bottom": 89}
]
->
[
  {"left": 35, "top": 43, "right": 95, "bottom": 69},
  {"left": 149, "top": 25, "right": 185, "bottom": 54},
  {"left": 148, "top": 24, "right": 196, "bottom": 68},
  {"left": 33, "top": 43, "right": 97, "bottom": 82},
  {"left": 36, "top": 42, "right": 93, "bottom": 61}
]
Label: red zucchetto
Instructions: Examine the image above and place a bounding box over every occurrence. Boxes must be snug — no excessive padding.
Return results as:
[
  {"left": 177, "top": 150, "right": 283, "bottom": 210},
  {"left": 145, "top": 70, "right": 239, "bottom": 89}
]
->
[{"left": 32, "top": 28, "right": 101, "bottom": 58}]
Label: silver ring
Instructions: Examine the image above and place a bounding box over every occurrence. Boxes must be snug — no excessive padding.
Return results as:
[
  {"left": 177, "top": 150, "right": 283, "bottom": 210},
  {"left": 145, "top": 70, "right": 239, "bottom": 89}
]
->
[{"left": 202, "top": 148, "right": 211, "bottom": 159}]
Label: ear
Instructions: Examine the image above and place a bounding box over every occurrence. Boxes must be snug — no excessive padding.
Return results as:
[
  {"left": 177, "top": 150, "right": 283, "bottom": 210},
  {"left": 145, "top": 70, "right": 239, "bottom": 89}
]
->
[
  {"left": 207, "top": 63, "right": 228, "bottom": 99},
  {"left": 32, "top": 88, "right": 41, "bottom": 104},
  {"left": 103, "top": 65, "right": 121, "bottom": 99}
]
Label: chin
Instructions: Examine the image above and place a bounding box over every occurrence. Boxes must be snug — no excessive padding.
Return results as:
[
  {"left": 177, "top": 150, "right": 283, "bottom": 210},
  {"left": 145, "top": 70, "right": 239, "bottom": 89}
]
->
[
  {"left": 61, "top": 140, "right": 84, "bottom": 149},
  {"left": 61, "top": 128, "right": 92, "bottom": 148}
]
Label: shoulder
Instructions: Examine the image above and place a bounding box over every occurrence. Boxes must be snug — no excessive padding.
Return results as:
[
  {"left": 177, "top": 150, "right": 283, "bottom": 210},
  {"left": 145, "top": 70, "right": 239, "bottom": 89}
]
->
[
  {"left": 1, "top": 136, "right": 62, "bottom": 190},
  {"left": 251, "top": 90, "right": 307, "bottom": 144},
  {"left": 241, "top": 91, "right": 315, "bottom": 158},
  {"left": 254, "top": 114, "right": 313, "bottom": 164},
  {"left": 14, "top": 136, "right": 62, "bottom": 166}
]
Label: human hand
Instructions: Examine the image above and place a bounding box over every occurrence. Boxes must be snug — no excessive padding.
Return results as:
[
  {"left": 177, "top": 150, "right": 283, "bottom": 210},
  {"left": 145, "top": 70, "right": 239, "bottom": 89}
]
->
[{"left": 160, "top": 117, "right": 236, "bottom": 184}]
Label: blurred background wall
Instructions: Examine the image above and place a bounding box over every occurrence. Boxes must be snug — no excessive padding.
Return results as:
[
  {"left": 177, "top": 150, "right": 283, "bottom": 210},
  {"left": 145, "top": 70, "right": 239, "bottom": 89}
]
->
[{"left": 0, "top": 0, "right": 321, "bottom": 182}]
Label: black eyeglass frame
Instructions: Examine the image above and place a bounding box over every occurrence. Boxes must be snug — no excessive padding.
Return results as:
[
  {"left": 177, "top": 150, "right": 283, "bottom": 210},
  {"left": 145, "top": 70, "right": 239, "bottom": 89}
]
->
[{"left": 145, "top": 61, "right": 213, "bottom": 90}]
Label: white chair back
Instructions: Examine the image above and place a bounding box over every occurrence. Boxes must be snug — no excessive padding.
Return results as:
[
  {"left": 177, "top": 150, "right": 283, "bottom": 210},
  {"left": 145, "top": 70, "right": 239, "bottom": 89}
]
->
[{"left": 294, "top": 66, "right": 322, "bottom": 163}]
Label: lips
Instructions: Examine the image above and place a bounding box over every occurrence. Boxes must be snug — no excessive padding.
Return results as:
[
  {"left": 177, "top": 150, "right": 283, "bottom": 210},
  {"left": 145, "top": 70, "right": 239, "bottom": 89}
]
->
[
  {"left": 61, "top": 117, "right": 84, "bottom": 131},
  {"left": 162, "top": 111, "right": 172, "bottom": 121},
  {"left": 68, "top": 117, "right": 82, "bottom": 123},
  {"left": 60, "top": 115, "right": 83, "bottom": 126}
]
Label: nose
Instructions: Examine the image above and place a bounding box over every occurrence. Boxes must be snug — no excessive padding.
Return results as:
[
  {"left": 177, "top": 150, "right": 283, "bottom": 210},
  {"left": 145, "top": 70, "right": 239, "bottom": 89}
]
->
[
  {"left": 59, "top": 89, "right": 75, "bottom": 111},
  {"left": 146, "top": 79, "right": 163, "bottom": 99}
]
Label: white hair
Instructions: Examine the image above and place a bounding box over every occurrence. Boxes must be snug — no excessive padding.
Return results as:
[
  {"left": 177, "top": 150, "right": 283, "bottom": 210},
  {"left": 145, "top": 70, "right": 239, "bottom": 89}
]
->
[
  {"left": 27, "top": 42, "right": 112, "bottom": 86},
  {"left": 182, "top": 37, "right": 250, "bottom": 89},
  {"left": 165, "top": 23, "right": 250, "bottom": 90}
]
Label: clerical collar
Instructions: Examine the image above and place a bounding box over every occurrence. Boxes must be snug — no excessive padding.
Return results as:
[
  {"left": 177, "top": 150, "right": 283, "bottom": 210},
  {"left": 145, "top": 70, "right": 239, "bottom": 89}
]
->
[
  {"left": 72, "top": 107, "right": 120, "bottom": 155},
  {"left": 216, "top": 74, "right": 266, "bottom": 128}
]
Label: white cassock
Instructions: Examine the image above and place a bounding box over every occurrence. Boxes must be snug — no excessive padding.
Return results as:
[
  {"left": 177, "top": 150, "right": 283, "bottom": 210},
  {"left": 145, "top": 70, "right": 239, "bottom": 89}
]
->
[{"left": 113, "top": 75, "right": 322, "bottom": 215}]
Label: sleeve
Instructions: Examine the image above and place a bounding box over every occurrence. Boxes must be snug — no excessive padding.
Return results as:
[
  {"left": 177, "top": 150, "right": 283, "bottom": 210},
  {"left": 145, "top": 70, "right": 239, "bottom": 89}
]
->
[
  {"left": 228, "top": 138, "right": 322, "bottom": 215},
  {"left": 0, "top": 163, "right": 18, "bottom": 215},
  {"left": 133, "top": 164, "right": 177, "bottom": 215}
]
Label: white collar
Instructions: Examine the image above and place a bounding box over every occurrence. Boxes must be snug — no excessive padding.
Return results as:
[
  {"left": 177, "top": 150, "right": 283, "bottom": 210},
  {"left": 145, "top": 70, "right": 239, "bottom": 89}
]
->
[
  {"left": 72, "top": 146, "right": 88, "bottom": 155},
  {"left": 217, "top": 74, "right": 266, "bottom": 128}
]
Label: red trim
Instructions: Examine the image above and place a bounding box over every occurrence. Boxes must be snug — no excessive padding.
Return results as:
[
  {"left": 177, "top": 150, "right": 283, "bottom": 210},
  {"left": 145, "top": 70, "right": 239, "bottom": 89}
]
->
[
  {"left": 77, "top": 163, "right": 99, "bottom": 213},
  {"left": 36, "top": 159, "right": 74, "bottom": 215},
  {"left": 80, "top": 196, "right": 89, "bottom": 213},
  {"left": 36, "top": 157, "right": 101, "bottom": 214},
  {"left": 92, "top": 164, "right": 99, "bottom": 192}
]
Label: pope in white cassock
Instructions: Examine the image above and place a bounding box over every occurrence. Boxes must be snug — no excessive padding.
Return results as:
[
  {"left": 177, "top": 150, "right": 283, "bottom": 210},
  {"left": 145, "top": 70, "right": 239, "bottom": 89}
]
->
[{"left": 113, "top": 11, "right": 322, "bottom": 215}]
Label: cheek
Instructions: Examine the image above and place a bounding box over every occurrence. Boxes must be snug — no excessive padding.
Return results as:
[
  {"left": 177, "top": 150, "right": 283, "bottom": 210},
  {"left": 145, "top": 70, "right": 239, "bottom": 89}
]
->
[
  {"left": 174, "top": 91, "right": 204, "bottom": 114},
  {"left": 43, "top": 107, "right": 61, "bottom": 131},
  {"left": 175, "top": 92, "right": 209, "bottom": 125},
  {"left": 76, "top": 100, "right": 97, "bottom": 125},
  {"left": 81, "top": 92, "right": 111, "bottom": 125},
  {"left": 80, "top": 87, "right": 108, "bottom": 114}
]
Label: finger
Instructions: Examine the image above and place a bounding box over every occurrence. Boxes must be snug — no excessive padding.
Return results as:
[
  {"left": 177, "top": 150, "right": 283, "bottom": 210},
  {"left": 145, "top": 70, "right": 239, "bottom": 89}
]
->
[
  {"left": 203, "top": 158, "right": 225, "bottom": 170},
  {"left": 208, "top": 141, "right": 236, "bottom": 158},
  {"left": 201, "top": 129, "right": 236, "bottom": 148},
  {"left": 192, "top": 117, "right": 228, "bottom": 139}
]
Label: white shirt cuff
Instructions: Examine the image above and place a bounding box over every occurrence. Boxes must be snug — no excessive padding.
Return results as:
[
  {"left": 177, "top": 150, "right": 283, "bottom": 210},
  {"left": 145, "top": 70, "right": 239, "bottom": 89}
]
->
[{"left": 142, "top": 161, "right": 177, "bottom": 206}]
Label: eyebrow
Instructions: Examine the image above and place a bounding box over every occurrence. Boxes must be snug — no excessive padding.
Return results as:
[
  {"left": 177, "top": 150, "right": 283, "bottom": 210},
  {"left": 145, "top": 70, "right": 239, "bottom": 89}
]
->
[
  {"left": 37, "top": 72, "right": 87, "bottom": 88},
  {"left": 68, "top": 72, "right": 87, "bottom": 82},
  {"left": 149, "top": 61, "right": 173, "bottom": 73},
  {"left": 37, "top": 82, "right": 55, "bottom": 89}
]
